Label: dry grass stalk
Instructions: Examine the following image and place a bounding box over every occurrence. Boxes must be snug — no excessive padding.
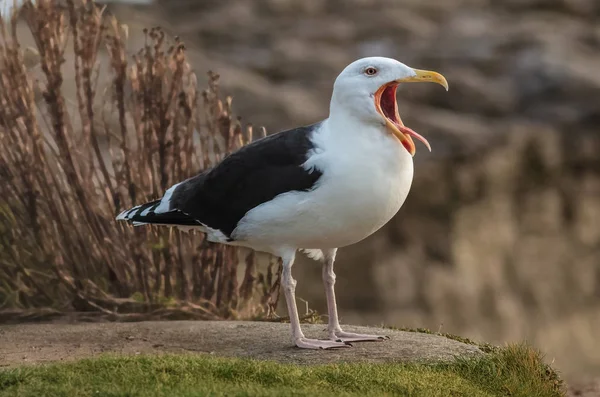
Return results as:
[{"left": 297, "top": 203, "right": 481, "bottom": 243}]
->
[{"left": 0, "top": 0, "right": 282, "bottom": 319}]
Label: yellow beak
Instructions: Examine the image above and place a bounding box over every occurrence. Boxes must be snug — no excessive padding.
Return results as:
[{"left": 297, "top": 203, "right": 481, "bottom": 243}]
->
[{"left": 397, "top": 69, "right": 449, "bottom": 91}]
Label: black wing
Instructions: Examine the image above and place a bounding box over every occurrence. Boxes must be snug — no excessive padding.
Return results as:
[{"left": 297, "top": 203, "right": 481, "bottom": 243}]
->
[{"left": 169, "top": 122, "right": 323, "bottom": 237}]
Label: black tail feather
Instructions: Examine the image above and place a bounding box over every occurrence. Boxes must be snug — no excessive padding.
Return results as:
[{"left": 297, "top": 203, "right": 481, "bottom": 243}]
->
[{"left": 116, "top": 200, "right": 200, "bottom": 227}]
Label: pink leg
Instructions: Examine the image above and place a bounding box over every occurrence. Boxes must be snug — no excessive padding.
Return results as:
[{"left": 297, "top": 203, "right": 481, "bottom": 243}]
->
[
  {"left": 322, "top": 249, "right": 389, "bottom": 343},
  {"left": 280, "top": 250, "right": 350, "bottom": 350}
]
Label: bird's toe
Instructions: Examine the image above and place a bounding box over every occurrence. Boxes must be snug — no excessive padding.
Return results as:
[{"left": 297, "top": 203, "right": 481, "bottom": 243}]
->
[
  {"left": 331, "top": 331, "right": 388, "bottom": 343},
  {"left": 295, "top": 337, "right": 351, "bottom": 350}
]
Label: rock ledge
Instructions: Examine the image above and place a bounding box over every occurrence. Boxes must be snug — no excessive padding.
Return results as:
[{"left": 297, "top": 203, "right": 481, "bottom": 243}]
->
[{"left": 0, "top": 321, "right": 482, "bottom": 366}]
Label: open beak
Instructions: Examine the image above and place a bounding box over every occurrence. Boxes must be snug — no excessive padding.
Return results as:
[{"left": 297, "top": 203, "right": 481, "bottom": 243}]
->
[{"left": 374, "top": 69, "right": 448, "bottom": 156}]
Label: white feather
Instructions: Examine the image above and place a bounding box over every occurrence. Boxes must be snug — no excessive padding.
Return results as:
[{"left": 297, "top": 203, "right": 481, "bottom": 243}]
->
[
  {"left": 201, "top": 224, "right": 230, "bottom": 244},
  {"left": 115, "top": 204, "right": 141, "bottom": 220},
  {"left": 139, "top": 207, "right": 153, "bottom": 216},
  {"left": 300, "top": 249, "right": 324, "bottom": 262},
  {"left": 155, "top": 182, "right": 181, "bottom": 214}
]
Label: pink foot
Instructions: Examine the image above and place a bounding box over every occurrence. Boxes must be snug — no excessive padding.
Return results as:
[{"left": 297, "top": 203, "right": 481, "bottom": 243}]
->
[
  {"left": 331, "top": 331, "right": 389, "bottom": 343},
  {"left": 295, "top": 337, "right": 352, "bottom": 350}
]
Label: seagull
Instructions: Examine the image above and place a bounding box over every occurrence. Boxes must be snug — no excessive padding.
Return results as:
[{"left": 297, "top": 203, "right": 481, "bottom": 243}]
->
[{"left": 117, "top": 57, "right": 448, "bottom": 349}]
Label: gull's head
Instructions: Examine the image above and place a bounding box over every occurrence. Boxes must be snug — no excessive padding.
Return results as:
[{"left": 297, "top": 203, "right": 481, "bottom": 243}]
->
[{"left": 331, "top": 57, "right": 448, "bottom": 156}]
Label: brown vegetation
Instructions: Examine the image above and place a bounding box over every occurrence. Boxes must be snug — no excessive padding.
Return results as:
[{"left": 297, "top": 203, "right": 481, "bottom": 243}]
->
[{"left": 0, "top": 0, "right": 281, "bottom": 320}]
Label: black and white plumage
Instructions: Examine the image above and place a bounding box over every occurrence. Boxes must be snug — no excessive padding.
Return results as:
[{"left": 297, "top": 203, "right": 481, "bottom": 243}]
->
[
  {"left": 117, "top": 57, "right": 448, "bottom": 349},
  {"left": 118, "top": 123, "right": 322, "bottom": 241}
]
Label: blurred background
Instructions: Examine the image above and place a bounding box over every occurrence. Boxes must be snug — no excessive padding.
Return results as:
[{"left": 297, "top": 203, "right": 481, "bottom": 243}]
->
[{"left": 4, "top": 0, "right": 600, "bottom": 390}]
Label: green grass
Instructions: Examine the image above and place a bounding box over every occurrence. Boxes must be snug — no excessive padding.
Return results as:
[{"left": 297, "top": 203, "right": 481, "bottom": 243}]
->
[{"left": 0, "top": 345, "right": 563, "bottom": 397}]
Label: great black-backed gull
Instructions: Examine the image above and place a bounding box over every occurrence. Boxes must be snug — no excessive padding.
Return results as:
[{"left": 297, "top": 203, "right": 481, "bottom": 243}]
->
[{"left": 117, "top": 57, "right": 448, "bottom": 349}]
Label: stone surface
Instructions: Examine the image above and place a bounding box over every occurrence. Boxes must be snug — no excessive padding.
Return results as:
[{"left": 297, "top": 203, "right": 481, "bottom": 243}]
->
[{"left": 0, "top": 321, "right": 482, "bottom": 367}]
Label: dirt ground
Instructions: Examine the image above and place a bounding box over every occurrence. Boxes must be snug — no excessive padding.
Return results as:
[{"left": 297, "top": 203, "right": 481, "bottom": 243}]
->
[{"left": 0, "top": 320, "right": 481, "bottom": 367}]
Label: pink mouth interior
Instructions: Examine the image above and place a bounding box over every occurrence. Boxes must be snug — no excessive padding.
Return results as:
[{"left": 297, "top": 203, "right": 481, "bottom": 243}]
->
[
  {"left": 380, "top": 84, "right": 401, "bottom": 126},
  {"left": 379, "top": 84, "right": 431, "bottom": 153}
]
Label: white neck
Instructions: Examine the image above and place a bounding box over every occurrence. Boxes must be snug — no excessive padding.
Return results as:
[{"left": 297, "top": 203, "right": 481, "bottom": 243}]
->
[
  {"left": 322, "top": 103, "right": 412, "bottom": 163},
  {"left": 303, "top": 108, "right": 414, "bottom": 193}
]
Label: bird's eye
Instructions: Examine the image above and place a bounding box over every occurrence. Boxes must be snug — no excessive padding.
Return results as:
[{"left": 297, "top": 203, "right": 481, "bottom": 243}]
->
[{"left": 364, "top": 67, "right": 378, "bottom": 76}]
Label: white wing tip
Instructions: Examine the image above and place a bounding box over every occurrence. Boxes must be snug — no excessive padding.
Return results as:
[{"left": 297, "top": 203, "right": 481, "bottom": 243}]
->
[
  {"left": 115, "top": 211, "right": 128, "bottom": 221},
  {"left": 115, "top": 204, "right": 142, "bottom": 221}
]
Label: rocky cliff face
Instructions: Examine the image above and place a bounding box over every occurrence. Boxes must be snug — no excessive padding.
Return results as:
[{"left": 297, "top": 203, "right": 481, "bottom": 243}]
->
[{"left": 105, "top": 0, "right": 600, "bottom": 380}]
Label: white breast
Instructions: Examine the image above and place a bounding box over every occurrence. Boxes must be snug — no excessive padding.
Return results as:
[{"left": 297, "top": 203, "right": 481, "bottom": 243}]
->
[{"left": 232, "top": 120, "right": 414, "bottom": 252}]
